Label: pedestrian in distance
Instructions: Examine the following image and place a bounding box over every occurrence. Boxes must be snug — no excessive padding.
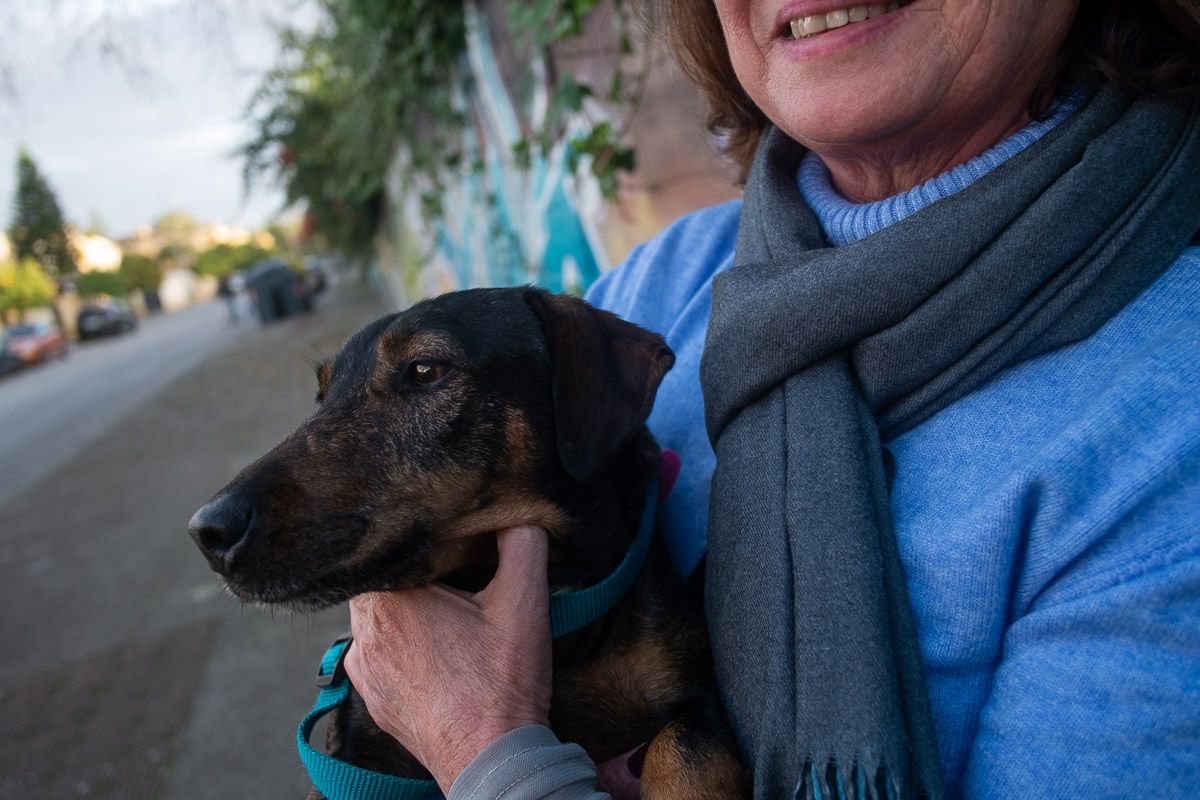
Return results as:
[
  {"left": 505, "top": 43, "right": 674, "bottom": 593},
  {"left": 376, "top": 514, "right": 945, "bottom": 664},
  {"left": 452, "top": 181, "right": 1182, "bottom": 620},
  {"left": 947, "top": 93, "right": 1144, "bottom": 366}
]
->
[
  {"left": 218, "top": 274, "right": 238, "bottom": 324},
  {"left": 344, "top": 1, "right": 1200, "bottom": 798}
]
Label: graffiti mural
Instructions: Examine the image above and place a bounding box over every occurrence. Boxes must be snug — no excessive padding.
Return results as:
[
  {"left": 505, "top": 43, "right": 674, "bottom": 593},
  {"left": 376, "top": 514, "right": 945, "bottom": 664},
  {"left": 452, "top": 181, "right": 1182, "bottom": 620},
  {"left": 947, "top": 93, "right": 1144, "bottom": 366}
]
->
[{"left": 378, "top": 1, "right": 608, "bottom": 304}]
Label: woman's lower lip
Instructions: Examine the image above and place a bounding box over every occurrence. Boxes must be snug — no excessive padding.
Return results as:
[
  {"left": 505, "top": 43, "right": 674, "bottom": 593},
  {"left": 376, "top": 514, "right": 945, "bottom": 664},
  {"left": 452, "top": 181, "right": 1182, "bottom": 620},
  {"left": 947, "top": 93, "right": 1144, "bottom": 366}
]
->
[{"left": 777, "top": 3, "right": 911, "bottom": 59}]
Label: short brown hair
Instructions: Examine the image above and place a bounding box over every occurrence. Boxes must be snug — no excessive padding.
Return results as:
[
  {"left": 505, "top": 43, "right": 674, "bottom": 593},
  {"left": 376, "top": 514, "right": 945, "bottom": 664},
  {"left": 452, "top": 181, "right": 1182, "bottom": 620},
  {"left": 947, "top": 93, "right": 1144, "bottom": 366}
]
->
[{"left": 659, "top": 0, "right": 1200, "bottom": 182}]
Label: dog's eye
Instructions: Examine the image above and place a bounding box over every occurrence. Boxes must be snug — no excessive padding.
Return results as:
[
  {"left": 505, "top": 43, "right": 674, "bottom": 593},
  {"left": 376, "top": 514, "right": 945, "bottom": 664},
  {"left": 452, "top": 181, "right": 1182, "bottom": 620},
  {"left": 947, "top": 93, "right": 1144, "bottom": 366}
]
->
[{"left": 409, "top": 361, "right": 447, "bottom": 386}]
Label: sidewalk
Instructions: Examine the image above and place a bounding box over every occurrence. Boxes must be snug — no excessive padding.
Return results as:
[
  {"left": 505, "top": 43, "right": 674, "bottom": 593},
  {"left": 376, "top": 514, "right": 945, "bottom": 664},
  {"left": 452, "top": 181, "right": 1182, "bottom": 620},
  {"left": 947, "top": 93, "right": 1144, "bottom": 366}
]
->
[{"left": 0, "top": 282, "right": 395, "bottom": 799}]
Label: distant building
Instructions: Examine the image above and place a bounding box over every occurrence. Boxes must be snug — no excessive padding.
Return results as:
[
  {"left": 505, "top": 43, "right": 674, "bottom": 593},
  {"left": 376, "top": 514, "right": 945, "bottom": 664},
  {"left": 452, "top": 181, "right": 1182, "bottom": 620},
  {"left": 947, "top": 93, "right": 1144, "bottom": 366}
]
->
[
  {"left": 70, "top": 231, "right": 123, "bottom": 272},
  {"left": 198, "top": 224, "right": 254, "bottom": 250},
  {"left": 116, "top": 222, "right": 259, "bottom": 261}
]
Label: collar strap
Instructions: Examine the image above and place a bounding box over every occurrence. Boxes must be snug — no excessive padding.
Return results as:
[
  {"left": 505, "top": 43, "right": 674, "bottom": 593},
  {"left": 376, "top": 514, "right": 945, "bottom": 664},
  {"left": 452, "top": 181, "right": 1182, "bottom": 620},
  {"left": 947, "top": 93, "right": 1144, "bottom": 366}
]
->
[
  {"left": 300, "top": 638, "right": 438, "bottom": 799},
  {"left": 549, "top": 476, "right": 658, "bottom": 637},
  {"left": 299, "top": 477, "right": 660, "bottom": 800}
]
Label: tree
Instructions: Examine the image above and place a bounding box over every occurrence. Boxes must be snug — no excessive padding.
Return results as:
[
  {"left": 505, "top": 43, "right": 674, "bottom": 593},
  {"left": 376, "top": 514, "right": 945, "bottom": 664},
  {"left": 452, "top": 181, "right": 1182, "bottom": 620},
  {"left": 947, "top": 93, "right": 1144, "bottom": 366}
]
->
[
  {"left": 153, "top": 210, "right": 200, "bottom": 239},
  {"left": 243, "top": 1, "right": 644, "bottom": 255},
  {"left": 0, "top": 257, "right": 56, "bottom": 321},
  {"left": 157, "top": 242, "right": 193, "bottom": 265},
  {"left": 242, "top": 0, "right": 468, "bottom": 254},
  {"left": 118, "top": 253, "right": 162, "bottom": 293},
  {"left": 8, "top": 150, "right": 77, "bottom": 279},
  {"left": 76, "top": 271, "right": 128, "bottom": 298},
  {"left": 193, "top": 243, "right": 275, "bottom": 278}
]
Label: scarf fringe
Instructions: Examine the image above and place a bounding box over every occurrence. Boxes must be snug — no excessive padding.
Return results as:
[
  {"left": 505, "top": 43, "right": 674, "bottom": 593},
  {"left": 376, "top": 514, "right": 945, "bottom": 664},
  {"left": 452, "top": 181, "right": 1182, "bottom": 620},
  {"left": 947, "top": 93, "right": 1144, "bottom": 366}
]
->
[{"left": 795, "top": 758, "right": 924, "bottom": 800}]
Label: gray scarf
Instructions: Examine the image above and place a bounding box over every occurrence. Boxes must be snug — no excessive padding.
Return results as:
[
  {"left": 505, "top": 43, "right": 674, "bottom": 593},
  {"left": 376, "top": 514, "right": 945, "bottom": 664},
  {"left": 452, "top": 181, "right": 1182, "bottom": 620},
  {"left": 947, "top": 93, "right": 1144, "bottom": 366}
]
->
[{"left": 701, "top": 86, "right": 1200, "bottom": 799}]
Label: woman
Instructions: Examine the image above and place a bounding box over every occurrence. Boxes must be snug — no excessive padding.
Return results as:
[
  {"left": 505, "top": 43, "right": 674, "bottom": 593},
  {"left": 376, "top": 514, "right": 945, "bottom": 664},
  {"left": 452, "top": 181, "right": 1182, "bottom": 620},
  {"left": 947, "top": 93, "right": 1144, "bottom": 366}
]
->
[{"left": 345, "top": 1, "right": 1200, "bottom": 797}]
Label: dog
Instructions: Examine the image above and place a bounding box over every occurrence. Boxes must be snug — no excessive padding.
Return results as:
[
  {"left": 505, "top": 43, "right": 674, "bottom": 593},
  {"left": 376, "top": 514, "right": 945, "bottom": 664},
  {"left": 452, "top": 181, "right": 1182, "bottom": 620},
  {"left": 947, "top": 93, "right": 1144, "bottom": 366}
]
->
[{"left": 188, "top": 287, "right": 748, "bottom": 799}]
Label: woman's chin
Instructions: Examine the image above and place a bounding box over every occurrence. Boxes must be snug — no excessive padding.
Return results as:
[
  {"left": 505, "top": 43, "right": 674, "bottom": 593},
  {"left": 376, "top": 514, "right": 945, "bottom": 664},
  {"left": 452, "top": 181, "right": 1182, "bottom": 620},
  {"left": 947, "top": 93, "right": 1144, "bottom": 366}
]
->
[
  {"left": 753, "top": 31, "right": 952, "bottom": 154},
  {"left": 759, "top": 81, "right": 936, "bottom": 157}
]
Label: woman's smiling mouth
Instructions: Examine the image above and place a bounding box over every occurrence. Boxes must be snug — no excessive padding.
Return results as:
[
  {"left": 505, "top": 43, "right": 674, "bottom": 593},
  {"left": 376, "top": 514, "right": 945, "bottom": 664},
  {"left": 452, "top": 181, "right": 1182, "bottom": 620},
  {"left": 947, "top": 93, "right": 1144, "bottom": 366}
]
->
[{"left": 782, "top": 1, "right": 914, "bottom": 40}]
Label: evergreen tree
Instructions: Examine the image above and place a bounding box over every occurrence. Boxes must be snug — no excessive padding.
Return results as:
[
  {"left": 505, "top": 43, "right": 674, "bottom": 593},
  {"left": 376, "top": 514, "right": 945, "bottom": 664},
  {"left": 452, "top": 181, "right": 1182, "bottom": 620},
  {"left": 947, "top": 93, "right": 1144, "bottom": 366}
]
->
[{"left": 8, "top": 150, "right": 77, "bottom": 279}]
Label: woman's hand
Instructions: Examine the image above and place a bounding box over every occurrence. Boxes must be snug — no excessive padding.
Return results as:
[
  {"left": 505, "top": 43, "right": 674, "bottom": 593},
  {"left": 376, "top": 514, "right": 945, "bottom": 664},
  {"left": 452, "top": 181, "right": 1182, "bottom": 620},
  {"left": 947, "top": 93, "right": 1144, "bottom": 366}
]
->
[{"left": 344, "top": 525, "right": 553, "bottom": 794}]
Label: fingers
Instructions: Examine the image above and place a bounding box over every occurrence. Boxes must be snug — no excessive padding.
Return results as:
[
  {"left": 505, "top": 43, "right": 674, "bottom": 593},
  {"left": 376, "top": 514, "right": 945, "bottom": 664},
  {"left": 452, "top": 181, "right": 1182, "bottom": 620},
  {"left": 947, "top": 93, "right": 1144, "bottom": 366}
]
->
[
  {"left": 347, "top": 592, "right": 371, "bottom": 635},
  {"left": 348, "top": 526, "right": 550, "bottom": 639},
  {"left": 342, "top": 528, "right": 555, "bottom": 785},
  {"left": 348, "top": 593, "right": 383, "bottom": 654},
  {"left": 350, "top": 590, "right": 423, "bottom": 647},
  {"left": 342, "top": 634, "right": 363, "bottom": 685},
  {"left": 481, "top": 525, "right": 549, "bottom": 616}
]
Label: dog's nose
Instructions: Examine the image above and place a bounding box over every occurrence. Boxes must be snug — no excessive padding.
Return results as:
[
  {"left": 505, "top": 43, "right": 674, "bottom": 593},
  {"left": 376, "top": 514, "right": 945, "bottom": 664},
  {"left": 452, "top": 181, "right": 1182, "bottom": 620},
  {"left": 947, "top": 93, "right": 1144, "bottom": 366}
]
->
[{"left": 189, "top": 493, "right": 254, "bottom": 569}]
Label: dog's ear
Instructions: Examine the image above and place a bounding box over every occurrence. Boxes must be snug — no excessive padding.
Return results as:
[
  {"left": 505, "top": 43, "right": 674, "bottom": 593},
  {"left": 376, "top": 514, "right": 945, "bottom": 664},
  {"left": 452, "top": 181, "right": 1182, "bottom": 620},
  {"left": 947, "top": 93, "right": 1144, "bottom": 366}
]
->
[{"left": 525, "top": 289, "right": 675, "bottom": 484}]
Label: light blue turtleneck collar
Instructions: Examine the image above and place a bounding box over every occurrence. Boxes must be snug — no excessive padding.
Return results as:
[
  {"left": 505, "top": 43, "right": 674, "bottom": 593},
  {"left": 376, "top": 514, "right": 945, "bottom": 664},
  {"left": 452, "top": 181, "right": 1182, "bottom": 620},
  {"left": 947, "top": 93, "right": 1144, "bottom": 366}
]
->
[{"left": 797, "top": 92, "right": 1086, "bottom": 246}]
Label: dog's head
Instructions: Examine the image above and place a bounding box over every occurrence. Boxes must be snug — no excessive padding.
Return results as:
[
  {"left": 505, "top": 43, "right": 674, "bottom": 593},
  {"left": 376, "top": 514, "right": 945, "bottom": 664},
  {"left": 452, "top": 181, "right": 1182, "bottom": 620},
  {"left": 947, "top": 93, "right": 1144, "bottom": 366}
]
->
[{"left": 188, "top": 287, "right": 674, "bottom": 608}]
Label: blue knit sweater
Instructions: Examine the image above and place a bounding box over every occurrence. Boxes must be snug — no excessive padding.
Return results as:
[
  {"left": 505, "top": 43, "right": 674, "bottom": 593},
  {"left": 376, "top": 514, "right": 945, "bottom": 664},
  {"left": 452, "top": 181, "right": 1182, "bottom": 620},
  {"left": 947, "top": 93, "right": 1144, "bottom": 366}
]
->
[
  {"left": 583, "top": 114, "right": 1200, "bottom": 796},
  {"left": 449, "top": 106, "right": 1200, "bottom": 800}
]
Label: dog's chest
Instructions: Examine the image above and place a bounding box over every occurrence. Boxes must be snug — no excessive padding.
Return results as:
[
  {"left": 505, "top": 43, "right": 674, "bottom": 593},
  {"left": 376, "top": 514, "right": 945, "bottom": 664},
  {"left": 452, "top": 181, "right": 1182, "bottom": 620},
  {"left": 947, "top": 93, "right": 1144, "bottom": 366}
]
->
[{"left": 548, "top": 601, "right": 707, "bottom": 763}]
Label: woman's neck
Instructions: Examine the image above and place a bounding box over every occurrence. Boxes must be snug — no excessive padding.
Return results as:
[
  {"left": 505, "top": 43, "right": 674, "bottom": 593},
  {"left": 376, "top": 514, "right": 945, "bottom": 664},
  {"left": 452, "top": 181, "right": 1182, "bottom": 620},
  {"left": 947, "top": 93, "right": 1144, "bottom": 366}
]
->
[
  {"left": 812, "top": 95, "right": 1035, "bottom": 203},
  {"left": 796, "top": 88, "right": 1087, "bottom": 248}
]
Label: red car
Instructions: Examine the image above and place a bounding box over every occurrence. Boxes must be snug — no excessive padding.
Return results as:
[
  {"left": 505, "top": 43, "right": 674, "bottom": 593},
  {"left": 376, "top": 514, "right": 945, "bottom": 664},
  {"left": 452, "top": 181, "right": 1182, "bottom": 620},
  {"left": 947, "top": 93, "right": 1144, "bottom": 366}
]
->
[{"left": 3, "top": 322, "right": 66, "bottom": 365}]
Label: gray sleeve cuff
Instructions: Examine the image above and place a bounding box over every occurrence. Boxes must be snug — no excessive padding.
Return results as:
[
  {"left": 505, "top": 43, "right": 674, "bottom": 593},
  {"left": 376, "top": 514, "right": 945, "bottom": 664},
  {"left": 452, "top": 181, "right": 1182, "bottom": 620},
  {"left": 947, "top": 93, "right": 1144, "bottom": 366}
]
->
[{"left": 447, "top": 725, "right": 611, "bottom": 800}]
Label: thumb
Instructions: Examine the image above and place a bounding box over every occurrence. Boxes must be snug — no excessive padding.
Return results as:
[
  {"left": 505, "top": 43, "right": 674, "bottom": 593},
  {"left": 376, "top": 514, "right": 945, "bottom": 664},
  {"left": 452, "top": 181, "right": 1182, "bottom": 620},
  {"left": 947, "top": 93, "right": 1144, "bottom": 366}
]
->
[{"left": 480, "top": 525, "right": 549, "bottom": 618}]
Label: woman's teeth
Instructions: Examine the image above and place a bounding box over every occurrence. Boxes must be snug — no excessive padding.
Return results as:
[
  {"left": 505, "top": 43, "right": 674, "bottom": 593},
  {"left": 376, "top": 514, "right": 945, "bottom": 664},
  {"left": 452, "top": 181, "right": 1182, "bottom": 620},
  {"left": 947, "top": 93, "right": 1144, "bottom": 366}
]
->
[{"left": 786, "top": 3, "right": 900, "bottom": 39}]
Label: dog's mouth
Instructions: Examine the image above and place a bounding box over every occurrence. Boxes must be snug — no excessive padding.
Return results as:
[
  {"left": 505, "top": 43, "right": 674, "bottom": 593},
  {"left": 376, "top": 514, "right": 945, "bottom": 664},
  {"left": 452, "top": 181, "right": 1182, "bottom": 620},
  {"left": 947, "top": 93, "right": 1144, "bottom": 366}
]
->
[
  {"left": 219, "top": 573, "right": 355, "bottom": 611},
  {"left": 219, "top": 554, "right": 405, "bottom": 610},
  {"left": 216, "top": 523, "right": 442, "bottom": 611},
  {"left": 193, "top": 506, "right": 383, "bottom": 609},
  {"left": 219, "top": 533, "right": 499, "bottom": 611}
]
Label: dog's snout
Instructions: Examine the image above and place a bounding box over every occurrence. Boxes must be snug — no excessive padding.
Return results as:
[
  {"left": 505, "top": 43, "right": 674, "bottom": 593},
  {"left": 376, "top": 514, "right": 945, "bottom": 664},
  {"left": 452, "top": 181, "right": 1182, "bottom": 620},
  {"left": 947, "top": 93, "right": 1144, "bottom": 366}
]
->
[{"left": 189, "top": 493, "right": 254, "bottom": 570}]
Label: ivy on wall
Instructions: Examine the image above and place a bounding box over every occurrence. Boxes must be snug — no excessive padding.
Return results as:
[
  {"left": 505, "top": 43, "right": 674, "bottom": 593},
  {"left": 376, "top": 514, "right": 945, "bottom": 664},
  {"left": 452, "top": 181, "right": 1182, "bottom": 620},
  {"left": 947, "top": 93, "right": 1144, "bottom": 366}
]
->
[
  {"left": 242, "top": 0, "right": 646, "bottom": 254},
  {"left": 507, "top": 0, "right": 642, "bottom": 197}
]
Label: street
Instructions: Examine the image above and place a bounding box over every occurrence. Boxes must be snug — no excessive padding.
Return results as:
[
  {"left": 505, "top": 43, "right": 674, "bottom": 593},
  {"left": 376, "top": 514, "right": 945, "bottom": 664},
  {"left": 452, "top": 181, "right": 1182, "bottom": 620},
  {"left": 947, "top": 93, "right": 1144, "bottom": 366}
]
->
[
  {"left": 0, "top": 301, "right": 239, "bottom": 508},
  {"left": 0, "top": 284, "right": 393, "bottom": 799}
]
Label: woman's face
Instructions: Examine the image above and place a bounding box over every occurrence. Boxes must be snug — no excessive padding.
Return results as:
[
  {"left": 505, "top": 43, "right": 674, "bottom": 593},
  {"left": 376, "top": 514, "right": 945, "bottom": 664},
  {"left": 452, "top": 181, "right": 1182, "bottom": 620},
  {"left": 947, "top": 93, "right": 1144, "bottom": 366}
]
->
[{"left": 713, "top": 0, "right": 1078, "bottom": 157}]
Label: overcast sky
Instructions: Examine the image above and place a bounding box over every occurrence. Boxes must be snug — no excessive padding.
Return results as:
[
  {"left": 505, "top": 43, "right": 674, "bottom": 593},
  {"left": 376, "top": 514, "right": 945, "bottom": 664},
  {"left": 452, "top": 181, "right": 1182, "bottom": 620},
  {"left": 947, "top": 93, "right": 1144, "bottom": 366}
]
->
[{"left": 0, "top": 0, "right": 314, "bottom": 239}]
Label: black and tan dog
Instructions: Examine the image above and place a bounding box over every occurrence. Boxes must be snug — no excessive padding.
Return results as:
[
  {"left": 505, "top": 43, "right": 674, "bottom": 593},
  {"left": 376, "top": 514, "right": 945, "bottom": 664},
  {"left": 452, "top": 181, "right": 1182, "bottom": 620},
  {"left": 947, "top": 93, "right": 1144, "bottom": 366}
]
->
[{"left": 188, "top": 287, "right": 747, "bottom": 799}]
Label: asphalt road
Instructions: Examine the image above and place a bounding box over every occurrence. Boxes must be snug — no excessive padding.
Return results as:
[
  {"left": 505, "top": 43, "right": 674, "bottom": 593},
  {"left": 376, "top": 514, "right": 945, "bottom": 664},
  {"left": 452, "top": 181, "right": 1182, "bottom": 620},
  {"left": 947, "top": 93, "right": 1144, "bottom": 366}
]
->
[
  {"left": 0, "top": 301, "right": 241, "bottom": 508},
  {"left": 0, "top": 285, "right": 393, "bottom": 799}
]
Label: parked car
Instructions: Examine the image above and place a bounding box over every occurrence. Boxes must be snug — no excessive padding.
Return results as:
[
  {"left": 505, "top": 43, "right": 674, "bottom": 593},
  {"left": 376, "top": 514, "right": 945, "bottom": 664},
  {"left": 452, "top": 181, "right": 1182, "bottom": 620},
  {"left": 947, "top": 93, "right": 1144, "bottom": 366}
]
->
[
  {"left": 77, "top": 300, "right": 138, "bottom": 341},
  {"left": 3, "top": 322, "right": 67, "bottom": 364},
  {"left": 0, "top": 332, "right": 23, "bottom": 377}
]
